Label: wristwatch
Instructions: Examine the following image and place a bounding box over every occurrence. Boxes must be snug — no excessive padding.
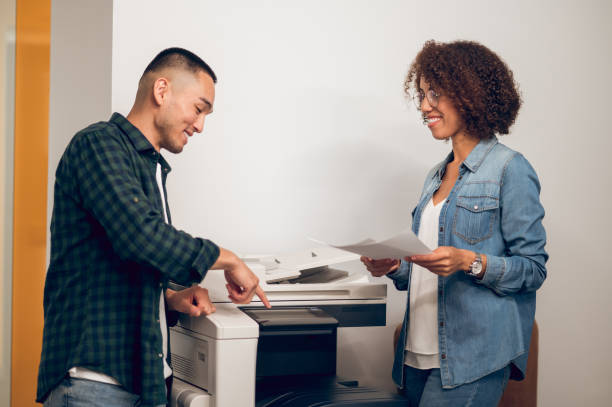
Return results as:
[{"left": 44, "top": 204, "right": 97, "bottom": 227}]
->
[{"left": 466, "top": 253, "right": 483, "bottom": 277}]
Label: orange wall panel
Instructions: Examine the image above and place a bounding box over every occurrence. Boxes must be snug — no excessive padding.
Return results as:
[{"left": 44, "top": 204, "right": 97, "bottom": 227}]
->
[{"left": 12, "top": 0, "right": 50, "bottom": 406}]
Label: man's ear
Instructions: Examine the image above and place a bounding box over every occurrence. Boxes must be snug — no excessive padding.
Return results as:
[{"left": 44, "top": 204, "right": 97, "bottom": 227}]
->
[{"left": 152, "top": 77, "right": 170, "bottom": 107}]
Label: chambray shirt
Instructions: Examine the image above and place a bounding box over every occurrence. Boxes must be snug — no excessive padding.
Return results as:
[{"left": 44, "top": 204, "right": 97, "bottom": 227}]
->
[
  {"left": 37, "top": 113, "right": 220, "bottom": 406},
  {"left": 388, "top": 136, "right": 547, "bottom": 389}
]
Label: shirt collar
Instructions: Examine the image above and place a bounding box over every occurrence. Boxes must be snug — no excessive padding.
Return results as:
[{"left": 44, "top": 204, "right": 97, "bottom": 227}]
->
[
  {"left": 110, "top": 112, "right": 172, "bottom": 173},
  {"left": 434, "top": 135, "right": 498, "bottom": 180},
  {"left": 462, "top": 136, "right": 498, "bottom": 173}
]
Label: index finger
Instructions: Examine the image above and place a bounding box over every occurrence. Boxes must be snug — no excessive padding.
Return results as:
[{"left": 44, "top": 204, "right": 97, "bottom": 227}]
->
[
  {"left": 255, "top": 285, "right": 271, "bottom": 308},
  {"left": 410, "top": 252, "right": 442, "bottom": 262}
]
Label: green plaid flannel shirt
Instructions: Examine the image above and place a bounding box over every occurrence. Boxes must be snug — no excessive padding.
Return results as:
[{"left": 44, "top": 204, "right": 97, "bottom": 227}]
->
[{"left": 36, "top": 113, "right": 220, "bottom": 405}]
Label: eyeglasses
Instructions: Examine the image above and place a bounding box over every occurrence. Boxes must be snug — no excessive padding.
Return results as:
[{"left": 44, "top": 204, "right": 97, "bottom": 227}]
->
[{"left": 412, "top": 89, "right": 440, "bottom": 110}]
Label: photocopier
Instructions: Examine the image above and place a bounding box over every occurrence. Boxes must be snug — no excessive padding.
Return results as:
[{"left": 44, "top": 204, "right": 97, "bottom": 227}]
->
[{"left": 169, "top": 247, "right": 406, "bottom": 407}]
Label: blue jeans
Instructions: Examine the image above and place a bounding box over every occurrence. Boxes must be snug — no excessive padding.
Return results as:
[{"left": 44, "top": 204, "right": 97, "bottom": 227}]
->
[
  {"left": 402, "top": 364, "right": 510, "bottom": 406},
  {"left": 43, "top": 377, "right": 166, "bottom": 407}
]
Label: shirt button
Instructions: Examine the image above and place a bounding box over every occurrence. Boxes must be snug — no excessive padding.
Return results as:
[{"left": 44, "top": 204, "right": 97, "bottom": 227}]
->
[
  {"left": 156, "top": 318, "right": 160, "bottom": 323},
  {"left": 158, "top": 353, "right": 163, "bottom": 358},
  {"left": 159, "top": 283, "right": 163, "bottom": 288},
  {"left": 133, "top": 197, "right": 139, "bottom": 203},
  {"left": 474, "top": 205, "right": 479, "bottom": 210},
  {"left": 439, "top": 321, "right": 444, "bottom": 327},
  {"left": 439, "top": 226, "right": 444, "bottom": 232},
  {"left": 441, "top": 353, "right": 447, "bottom": 360}
]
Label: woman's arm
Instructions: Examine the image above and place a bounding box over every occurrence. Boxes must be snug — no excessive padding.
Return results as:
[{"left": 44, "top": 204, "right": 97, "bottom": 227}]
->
[
  {"left": 409, "top": 153, "right": 547, "bottom": 296},
  {"left": 475, "top": 153, "right": 548, "bottom": 296},
  {"left": 386, "top": 260, "right": 411, "bottom": 291}
]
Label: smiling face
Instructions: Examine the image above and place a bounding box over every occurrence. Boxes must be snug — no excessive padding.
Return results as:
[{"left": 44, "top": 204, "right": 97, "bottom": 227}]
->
[
  {"left": 419, "top": 77, "right": 466, "bottom": 141},
  {"left": 154, "top": 70, "right": 215, "bottom": 153}
]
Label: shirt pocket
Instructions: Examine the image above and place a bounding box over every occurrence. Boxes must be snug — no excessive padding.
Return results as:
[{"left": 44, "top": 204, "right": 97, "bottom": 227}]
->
[{"left": 453, "top": 195, "right": 499, "bottom": 244}]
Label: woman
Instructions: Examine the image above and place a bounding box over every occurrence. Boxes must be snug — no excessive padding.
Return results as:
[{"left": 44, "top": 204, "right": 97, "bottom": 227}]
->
[{"left": 361, "top": 40, "right": 547, "bottom": 406}]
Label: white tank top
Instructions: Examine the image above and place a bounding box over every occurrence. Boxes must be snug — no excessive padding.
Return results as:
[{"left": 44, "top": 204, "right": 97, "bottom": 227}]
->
[{"left": 404, "top": 197, "right": 444, "bottom": 369}]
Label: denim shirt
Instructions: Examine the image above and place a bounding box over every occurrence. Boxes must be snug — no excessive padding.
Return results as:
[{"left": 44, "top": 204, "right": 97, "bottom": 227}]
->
[{"left": 388, "top": 136, "right": 547, "bottom": 389}]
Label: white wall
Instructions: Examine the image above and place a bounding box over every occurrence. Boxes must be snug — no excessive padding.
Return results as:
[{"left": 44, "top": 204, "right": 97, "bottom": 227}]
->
[
  {"left": 48, "top": 0, "right": 113, "bottom": 253},
  {"left": 49, "top": 0, "right": 612, "bottom": 405}
]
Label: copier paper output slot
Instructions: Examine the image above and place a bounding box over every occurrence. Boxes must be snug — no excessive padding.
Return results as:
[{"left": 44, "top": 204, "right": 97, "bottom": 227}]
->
[{"left": 243, "top": 307, "right": 339, "bottom": 378}]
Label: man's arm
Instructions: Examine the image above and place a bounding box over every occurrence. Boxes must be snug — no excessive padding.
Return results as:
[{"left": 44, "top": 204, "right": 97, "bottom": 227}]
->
[
  {"left": 70, "top": 130, "right": 218, "bottom": 286},
  {"left": 211, "top": 248, "right": 271, "bottom": 308},
  {"left": 70, "top": 130, "right": 270, "bottom": 307},
  {"left": 165, "top": 248, "right": 271, "bottom": 320}
]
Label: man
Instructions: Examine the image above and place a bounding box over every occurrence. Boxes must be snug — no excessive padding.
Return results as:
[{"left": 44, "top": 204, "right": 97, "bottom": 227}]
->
[{"left": 37, "top": 47, "right": 270, "bottom": 406}]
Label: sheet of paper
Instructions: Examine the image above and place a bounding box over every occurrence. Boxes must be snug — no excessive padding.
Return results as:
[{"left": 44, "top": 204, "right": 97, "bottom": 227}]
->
[{"left": 310, "top": 228, "right": 432, "bottom": 260}]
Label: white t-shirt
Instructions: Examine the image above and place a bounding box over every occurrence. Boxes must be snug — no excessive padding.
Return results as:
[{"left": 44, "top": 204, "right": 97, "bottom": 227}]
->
[
  {"left": 156, "top": 162, "right": 173, "bottom": 380},
  {"left": 404, "top": 197, "right": 444, "bottom": 369}
]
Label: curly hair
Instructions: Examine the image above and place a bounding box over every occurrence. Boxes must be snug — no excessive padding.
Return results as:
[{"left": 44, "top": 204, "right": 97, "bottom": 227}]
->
[{"left": 405, "top": 40, "right": 521, "bottom": 138}]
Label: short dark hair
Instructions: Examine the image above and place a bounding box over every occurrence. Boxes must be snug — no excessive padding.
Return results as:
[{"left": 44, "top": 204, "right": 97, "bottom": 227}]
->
[
  {"left": 143, "top": 47, "right": 217, "bottom": 83},
  {"left": 405, "top": 40, "right": 521, "bottom": 139}
]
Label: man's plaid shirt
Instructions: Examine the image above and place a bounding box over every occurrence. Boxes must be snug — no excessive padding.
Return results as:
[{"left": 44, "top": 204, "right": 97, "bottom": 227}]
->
[{"left": 36, "top": 113, "right": 220, "bottom": 405}]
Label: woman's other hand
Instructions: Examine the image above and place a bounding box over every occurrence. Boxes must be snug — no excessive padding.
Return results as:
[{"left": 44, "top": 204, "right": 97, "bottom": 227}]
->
[
  {"left": 360, "top": 256, "right": 401, "bottom": 277},
  {"left": 408, "top": 247, "right": 483, "bottom": 277}
]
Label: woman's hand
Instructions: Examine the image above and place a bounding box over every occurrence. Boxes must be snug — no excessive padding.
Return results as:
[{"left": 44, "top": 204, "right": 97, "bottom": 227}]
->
[
  {"left": 408, "top": 247, "right": 481, "bottom": 277},
  {"left": 360, "top": 256, "right": 401, "bottom": 277}
]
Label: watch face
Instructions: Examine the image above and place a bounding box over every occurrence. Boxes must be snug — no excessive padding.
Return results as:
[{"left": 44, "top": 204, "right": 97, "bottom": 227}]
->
[
  {"left": 471, "top": 262, "right": 482, "bottom": 274},
  {"left": 470, "top": 256, "right": 482, "bottom": 275}
]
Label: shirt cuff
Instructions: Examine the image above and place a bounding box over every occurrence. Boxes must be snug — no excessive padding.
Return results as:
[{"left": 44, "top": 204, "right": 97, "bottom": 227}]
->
[
  {"left": 476, "top": 254, "right": 506, "bottom": 289},
  {"left": 191, "top": 238, "right": 220, "bottom": 281},
  {"left": 386, "top": 260, "right": 410, "bottom": 282}
]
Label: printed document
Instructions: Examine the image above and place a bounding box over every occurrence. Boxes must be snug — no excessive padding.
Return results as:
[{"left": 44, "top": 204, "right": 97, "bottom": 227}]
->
[{"left": 310, "top": 229, "right": 432, "bottom": 260}]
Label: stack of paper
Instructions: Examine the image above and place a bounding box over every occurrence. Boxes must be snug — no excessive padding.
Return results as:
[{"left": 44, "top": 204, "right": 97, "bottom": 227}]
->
[{"left": 310, "top": 228, "right": 431, "bottom": 260}]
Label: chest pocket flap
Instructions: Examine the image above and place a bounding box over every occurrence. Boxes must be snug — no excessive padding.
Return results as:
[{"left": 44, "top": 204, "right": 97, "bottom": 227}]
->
[{"left": 453, "top": 182, "right": 500, "bottom": 244}]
